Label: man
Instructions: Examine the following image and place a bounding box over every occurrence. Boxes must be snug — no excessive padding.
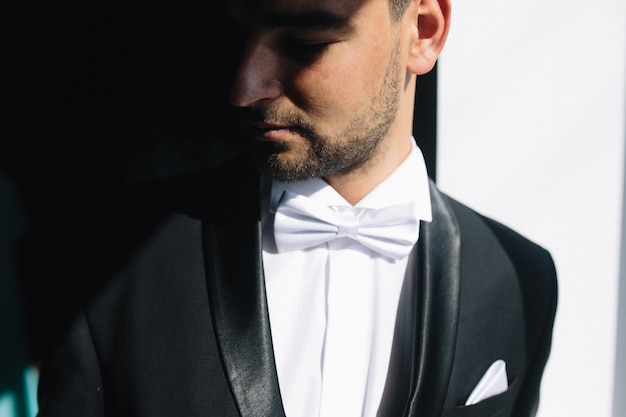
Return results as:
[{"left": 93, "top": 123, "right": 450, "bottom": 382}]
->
[{"left": 37, "top": 0, "right": 557, "bottom": 416}]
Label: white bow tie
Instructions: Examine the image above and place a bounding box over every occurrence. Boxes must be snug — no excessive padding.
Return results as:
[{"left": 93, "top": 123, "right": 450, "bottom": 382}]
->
[{"left": 273, "top": 191, "right": 419, "bottom": 260}]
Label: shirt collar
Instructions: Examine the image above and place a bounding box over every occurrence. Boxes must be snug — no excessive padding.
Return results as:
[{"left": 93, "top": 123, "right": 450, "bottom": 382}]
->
[{"left": 269, "top": 138, "right": 432, "bottom": 223}]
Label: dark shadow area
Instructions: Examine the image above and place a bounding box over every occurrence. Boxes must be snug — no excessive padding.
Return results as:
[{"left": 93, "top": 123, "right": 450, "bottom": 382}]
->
[
  {"left": 2, "top": 4, "right": 439, "bottom": 411},
  {"left": 3, "top": 4, "right": 244, "bottom": 368},
  {"left": 0, "top": 177, "right": 29, "bottom": 417}
]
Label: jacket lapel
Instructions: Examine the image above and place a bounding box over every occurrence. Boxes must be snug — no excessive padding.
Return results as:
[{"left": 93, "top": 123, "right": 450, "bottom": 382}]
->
[
  {"left": 203, "top": 218, "right": 286, "bottom": 417},
  {"left": 199, "top": 157, "right": 285, "bottom": 417},
  {"left": 405, "top": 182, "right": 462, "bottom": 417}
]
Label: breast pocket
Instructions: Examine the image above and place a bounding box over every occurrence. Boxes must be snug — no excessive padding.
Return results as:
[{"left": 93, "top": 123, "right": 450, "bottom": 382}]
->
[{"left": 452, "top": 378, "right": 520, "bottom": 417}]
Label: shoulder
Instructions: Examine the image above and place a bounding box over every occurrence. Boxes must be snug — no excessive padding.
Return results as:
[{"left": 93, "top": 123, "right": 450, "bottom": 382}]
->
[
  {"left": 430, "top": 183, "right": 556, "bottom": 284},
  {"left": 71, "top": 153, "right": 260, "bottom": 226},
  {"left": 431, "top": 183, "right": 558, "bottom": 347},
  {"left": 129, "top": 153, "right": 261, "bottom": 221},
  {"left": 447, "top": 192, "right": 557, "bottom": 294},
  {"left": 64, "top": 154, "right": 261, "bottom": 283}
]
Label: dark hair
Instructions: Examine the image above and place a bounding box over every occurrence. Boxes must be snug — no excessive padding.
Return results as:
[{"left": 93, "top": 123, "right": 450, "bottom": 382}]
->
[{"left": 390, "top": 0, "right": 412, "bottom": 21}]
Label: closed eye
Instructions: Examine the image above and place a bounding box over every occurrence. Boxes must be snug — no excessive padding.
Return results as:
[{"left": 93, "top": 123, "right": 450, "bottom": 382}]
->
[
  {"left": 280, "top": 37, "right": 334, "bottom": 63},
  {"left": 283, "top": 38, "right": 331, "bottom": 53}
]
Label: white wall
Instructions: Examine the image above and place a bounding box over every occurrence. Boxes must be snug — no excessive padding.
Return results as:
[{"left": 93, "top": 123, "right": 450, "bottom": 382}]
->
[{"left": 436, "top": 1, "right": 626, "bottom": 416}]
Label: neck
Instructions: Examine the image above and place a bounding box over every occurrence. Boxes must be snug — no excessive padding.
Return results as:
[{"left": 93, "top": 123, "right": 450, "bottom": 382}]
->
[{"left": 323, "top": 132, "right": 412, "bottom": 205}]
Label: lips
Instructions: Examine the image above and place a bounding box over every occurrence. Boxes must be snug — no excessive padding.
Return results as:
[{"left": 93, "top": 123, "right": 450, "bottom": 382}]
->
[{"left": 247, "top": 121, "right": 294, "bottom": 141}]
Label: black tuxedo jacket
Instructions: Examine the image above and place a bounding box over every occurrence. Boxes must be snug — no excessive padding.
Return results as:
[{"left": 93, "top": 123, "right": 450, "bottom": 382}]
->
[{"left": 37, "top": 158, "right": 557, "bottom": 417}]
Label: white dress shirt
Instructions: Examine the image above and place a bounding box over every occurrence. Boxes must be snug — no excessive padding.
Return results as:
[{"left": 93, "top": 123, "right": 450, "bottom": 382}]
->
[{"left": 261, "top": 138, "right": 432, "bottom": 417}]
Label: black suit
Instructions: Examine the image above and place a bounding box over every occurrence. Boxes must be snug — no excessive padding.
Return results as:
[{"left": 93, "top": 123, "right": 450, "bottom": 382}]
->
[{"left": 37, "top": 157, "right": 557, "bottom": 417}]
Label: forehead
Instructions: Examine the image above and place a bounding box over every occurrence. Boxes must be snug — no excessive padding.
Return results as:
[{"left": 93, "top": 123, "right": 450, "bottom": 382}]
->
[{"left": 216, "top": 0, "right": 389, "bottom": 27}]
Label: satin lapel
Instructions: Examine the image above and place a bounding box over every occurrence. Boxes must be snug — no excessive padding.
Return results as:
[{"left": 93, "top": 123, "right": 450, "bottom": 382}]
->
[
  {"left": 202, "top": 218, "right": 285, "bottom": 417},
  {"left": 405, "top": 182, "right": 462, "bottom": 417}
]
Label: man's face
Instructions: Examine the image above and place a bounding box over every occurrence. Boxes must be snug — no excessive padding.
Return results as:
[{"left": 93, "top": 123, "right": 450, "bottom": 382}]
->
[{"left": 221, "top": 0, "right": 408, "bottom": 181}]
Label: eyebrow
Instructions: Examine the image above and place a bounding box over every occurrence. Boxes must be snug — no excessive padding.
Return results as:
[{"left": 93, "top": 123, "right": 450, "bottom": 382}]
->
[{"left": 260, "top": 9, "right": 355, "bottom": 34}]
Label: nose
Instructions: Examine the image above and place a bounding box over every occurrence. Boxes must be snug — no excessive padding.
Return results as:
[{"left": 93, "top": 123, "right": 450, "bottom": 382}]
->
[{"left": 229, "top": 39, "right": 283, "bottom": 108}]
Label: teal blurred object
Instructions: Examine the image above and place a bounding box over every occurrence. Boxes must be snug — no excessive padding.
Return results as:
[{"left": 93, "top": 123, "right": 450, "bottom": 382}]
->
[
  {"left": 0, "top": 367, "right": 39, "bottom": 417},
  {"left": 1, "top": 176, "right": 39, "bottom": 417}
]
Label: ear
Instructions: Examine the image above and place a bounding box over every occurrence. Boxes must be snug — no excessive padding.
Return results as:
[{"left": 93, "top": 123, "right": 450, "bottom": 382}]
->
[{"left": 406, "top": 0, "right": 451, "bottom": 75}]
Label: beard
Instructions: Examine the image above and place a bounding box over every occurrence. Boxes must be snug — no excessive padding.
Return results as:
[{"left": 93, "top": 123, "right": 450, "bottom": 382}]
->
[{"left": 243, "top": 44, "right": 402, "bottom": 182}]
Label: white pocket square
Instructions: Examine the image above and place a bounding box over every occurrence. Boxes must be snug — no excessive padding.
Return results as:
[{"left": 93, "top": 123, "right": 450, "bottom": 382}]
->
[{"left": 464, "top": 359, "right": 508, "bottom": 406}]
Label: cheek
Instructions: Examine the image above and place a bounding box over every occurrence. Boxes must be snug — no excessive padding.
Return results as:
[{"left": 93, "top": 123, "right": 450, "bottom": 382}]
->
[{"left": 288, "top": 49, "right": 385, "bottom": 123}]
